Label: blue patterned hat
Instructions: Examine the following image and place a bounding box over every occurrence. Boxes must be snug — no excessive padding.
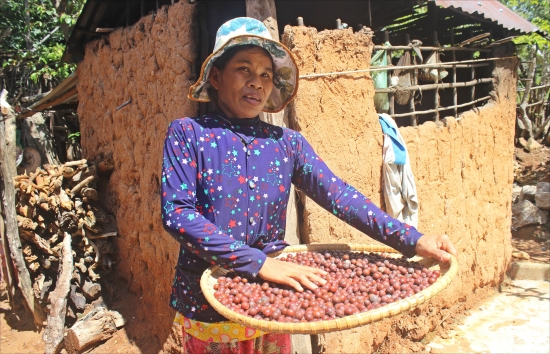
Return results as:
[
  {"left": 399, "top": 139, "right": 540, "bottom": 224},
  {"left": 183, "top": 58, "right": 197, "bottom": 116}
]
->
[{"left": 188, "top": 17, "right": 299, "bottom": 113}]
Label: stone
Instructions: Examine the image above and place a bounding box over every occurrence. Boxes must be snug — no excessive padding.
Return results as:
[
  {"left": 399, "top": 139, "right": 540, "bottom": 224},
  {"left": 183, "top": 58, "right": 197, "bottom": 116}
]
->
[
  {"left": 518, "top": 137, "right": 528, "bottom": 148},
  {"left": 511, "top": 200, "right": 548, "bottom": 229},
  {"left": 512, "top": 225, "right": 542, "bottom": 239},
  {"left": 512, "top": 250, "right": 530, "bottom": 260},
  {"left": 519, "top": 185, "right": 537, "bottom": 203},
  {"left": 535, "top": 182, "right": 550, "bottom": 210},
  {"left": 512, "top": 185, "right": 522, "bottom": 203},
  {"left": 526, "top": 138, "right": 542, "bottom": 152}
]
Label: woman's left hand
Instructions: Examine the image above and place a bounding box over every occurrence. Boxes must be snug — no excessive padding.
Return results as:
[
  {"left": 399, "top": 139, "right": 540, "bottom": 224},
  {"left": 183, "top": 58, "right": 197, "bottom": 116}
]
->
[{"left": 415, "top": 234, "right": 458, "bottom": 262}]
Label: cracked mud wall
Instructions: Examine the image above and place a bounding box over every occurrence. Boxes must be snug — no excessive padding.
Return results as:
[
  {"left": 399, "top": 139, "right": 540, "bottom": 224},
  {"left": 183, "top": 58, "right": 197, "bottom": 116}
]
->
[
  {"left": 283, "top": 26, "right": 516, "bottom": 353},
  {"left": 76, "top": 2, "right": 198, "bottom": 348}
]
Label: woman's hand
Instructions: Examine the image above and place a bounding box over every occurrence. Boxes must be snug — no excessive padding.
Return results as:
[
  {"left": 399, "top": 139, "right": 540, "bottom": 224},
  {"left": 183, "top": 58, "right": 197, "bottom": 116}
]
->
[
  {"left": 415, "top": 234, "right": 458, "bottom": 262},
  {"left": 258, "top": 257, "right": 328, "bottom": 292}
]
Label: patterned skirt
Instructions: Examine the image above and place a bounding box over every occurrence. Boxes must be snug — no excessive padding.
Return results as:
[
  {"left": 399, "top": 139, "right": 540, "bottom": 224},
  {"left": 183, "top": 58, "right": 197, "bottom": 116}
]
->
[{"left": 182, "top": 328, "right": 291, "bottom": 354}]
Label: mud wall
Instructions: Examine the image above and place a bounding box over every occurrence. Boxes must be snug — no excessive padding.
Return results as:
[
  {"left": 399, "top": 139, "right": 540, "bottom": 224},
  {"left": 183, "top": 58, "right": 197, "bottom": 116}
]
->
[
  {"left": 76, "top": 2, "right": 198, "bottom": 349},
  {"left": 282, "top": 26, "right": 516, "bottom": 352}
]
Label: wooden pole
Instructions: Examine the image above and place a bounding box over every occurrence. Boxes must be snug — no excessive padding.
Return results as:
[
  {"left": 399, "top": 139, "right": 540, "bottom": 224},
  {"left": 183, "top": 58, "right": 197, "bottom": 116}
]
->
[
  {"left": 0, "top": 90, "right": 35, "bottom": 319},
  {"left": 374, "top": 77, "right": 493, "bottom": 93},
  {"left": 43, "top": 232, "right": 73, "bottom": 354},
  {"left": 469, "top": 30, "right": 476, "bottom": 107},
  {"left": 390, "top": 95, "right": 492, "bottom": 118},
  {"left": 518, "top": 45, "right": 537, "bottom": 139},
  {"left": 0, "top": 192, "right": 15, "bottom": 307},
  {"left": 384, "top": 31, "right": 395, "bottom": 115},
  {"left": 433, "top": 31, "right": 440, "bottom": 123},
  {"left": 405, "top": 33, "right": 417, "bottom": 126},
  {"left": 450, "top": 29, "right": 458, "bottom": 117},
  {"left": 245, "top": 2, "right": 309, "bottom": 352}
]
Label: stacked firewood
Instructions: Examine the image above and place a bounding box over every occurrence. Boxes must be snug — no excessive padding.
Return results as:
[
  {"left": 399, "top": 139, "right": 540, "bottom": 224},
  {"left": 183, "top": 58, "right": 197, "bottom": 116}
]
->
[{"left": 14, "top": 159, "right": 121, "bottom": 353}]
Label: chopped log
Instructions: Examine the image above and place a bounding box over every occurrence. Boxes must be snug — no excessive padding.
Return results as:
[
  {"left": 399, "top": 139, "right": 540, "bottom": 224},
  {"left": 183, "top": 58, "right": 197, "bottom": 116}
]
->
[
  {"left": 70, "top": 285, "right": 86, "bottom": 311},
  {"left": 63, "top": 159, "right": 87, "bottom": 167},
  {"left": 62, "top": 167, "right": 76, "bottom": 179},
  {"left": 82, "top": 280, "right": 101, "bottom": 301},
  {"left": 87, "top": 232, "right": 117, "bottom": 240},
  {"left": 59, "top": 188, "right": 74, "bottom": 210},
  {"left": 80, "top": 187, "right": 98, "bottom": 200},
  {"left": 18, "top": 230, "right": 57, "bottom": 256},
  {"left": 43, "top": 232, "right": 73, "bottom": 354},
  {"left": 0, "top": 92, "right": 36, "bottom": 318},
  {"left": 88, "top": 263, "right": 100, "bottom": 282},
  {"left": 65, "top": 307, "right": 123, "bottom": 354},
  {"left": 17, "top": 215, "right": 38, "bottom": 230},
  {"left": 70, "top": 176, "right": 95, "bottom": 197},
  {"left": 74, "top": 258, "right": 87, "bottom": 273}
]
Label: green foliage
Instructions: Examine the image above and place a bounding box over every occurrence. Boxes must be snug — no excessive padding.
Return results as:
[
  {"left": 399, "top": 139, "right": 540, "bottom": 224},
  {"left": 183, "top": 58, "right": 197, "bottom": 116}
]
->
[
  {"left": 0, "top": 0, "right": 85, "bottom": 100},
  {"left": 500, "top": 0, "right": 550, "bottom": 56}
]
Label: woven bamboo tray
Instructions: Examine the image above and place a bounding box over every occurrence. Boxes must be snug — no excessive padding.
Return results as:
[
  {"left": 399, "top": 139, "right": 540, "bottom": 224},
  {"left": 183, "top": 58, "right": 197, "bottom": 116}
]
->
[{"left": 200, "top": 243, "right": 458, "bottom": 334}]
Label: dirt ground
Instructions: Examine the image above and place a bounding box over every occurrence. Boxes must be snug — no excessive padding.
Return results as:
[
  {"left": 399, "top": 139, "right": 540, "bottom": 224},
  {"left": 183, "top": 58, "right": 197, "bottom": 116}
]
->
[{"left": 0, "top": 277, "right": 180, "bottom": 354}]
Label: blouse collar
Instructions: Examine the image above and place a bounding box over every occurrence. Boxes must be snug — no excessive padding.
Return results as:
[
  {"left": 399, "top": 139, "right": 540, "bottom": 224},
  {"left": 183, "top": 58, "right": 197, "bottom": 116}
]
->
[{"left": 214, "top": 110, "right": 260, "bottom": 127}]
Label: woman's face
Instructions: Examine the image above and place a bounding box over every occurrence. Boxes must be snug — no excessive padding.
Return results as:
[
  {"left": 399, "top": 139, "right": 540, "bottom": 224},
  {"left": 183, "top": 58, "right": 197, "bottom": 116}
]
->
[{"left": 209, "top": 47, "right": 274, "bottom": 119}]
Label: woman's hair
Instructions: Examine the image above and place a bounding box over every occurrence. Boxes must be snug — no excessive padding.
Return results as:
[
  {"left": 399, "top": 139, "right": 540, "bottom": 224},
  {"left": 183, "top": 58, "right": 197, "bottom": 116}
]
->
[{"left": 207, "top": 44, "right": 273, "bottom": 104}]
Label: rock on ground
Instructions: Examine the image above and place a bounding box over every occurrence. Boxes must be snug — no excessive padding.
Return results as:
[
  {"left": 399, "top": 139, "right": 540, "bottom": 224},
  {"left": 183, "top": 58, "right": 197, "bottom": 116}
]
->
[{"left": 512, "top": 200, "right": 548, "bottom": 229}]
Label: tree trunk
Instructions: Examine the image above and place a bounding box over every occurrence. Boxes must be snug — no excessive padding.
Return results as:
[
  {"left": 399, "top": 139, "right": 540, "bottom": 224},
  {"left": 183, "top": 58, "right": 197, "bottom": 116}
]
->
[
  {"left": 21, "top": 113, "right": 60, "bottom": 165},
  {"left": 518, "top": 45, "right": 537, "bottom": 139},
  {"left": 43, "top": 232, "right": 73, "bottom": 354},
  {"left": 0, "top": 91, "right": 36, "bottom": 319}
]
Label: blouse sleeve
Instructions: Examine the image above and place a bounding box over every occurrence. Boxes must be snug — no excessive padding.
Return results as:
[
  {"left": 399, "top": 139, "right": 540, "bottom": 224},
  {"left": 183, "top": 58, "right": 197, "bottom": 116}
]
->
[
  {"left": 291, "top": 133, "right": 422, "bottom": 258},
  {"left": 161, "top": 119, "right": 267, "bottom": 277}
]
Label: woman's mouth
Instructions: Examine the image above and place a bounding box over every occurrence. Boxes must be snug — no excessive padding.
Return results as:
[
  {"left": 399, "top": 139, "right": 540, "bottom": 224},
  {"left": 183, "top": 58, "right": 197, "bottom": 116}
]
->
[{"left": 242, "top": 95, "right": 262, "bottom": 106}]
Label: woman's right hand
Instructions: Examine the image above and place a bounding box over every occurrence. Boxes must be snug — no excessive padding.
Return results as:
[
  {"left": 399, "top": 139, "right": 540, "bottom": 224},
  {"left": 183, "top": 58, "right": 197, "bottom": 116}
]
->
[{"left": 258, "top": 257, "right": 327, "bottom": 292}]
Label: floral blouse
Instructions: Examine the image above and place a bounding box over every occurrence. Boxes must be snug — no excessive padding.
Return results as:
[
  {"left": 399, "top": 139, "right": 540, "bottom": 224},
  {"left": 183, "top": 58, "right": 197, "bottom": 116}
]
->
[{"left": 161, "top": 111, "right": 423, "bottom": 322}]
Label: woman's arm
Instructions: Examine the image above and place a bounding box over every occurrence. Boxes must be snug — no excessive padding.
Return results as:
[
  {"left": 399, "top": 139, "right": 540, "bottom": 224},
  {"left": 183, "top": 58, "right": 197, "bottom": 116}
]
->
[
  {"left": 161, "top": 119, "right": 267, "bottom": 278},
  {"left": 291, "top": 133, "right": 422, "bottom": 258}
]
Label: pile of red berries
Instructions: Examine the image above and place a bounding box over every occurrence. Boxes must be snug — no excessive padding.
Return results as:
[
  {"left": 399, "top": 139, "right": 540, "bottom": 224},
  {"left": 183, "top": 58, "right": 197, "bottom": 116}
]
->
[{"left": 213, "top": 251, "right": 440, "bottom": 322}]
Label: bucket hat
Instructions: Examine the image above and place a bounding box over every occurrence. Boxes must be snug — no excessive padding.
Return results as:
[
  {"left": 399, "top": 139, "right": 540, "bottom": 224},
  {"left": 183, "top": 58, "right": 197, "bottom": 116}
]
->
[{"left": 188, "top": 17, "right": 299, "bottom": 113}]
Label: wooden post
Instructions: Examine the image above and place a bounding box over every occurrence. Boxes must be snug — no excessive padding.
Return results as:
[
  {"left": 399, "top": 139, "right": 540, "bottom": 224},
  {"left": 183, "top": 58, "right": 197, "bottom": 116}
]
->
[
  {"left": 0, "top": 194, "right": 15, "bottom": 307},
  {"left": 450, "top": 29, "right": 458, "bottom": 117},
  {"left": 469, "top": 30, "right": 476, "bottom": 106},
  {"left": 434, "top": 31, "right": 440, "bottom": 122},
  {"left": 384, "top": 31, "right": 395, "bottom": 115},
  {"left": 43, "top": 232, "right": 73, "bottom": 354},
  {"left": 245, "top": 3, "right": 309, "bottom": 351},
  {"left": 405, "top": 33, "right": 417, "bottom": 126},
  {"left": 0, "top": 90, "right": 36, "bottom": 320},
  {"left": 518, "top": 45, "right": 537, "bottom": 139}
]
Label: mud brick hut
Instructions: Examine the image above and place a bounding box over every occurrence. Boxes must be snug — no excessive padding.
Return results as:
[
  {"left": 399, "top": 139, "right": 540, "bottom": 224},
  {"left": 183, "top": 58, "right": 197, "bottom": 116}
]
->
[{"left": 55, "top": 0, "right": 545, "bottom": 352}]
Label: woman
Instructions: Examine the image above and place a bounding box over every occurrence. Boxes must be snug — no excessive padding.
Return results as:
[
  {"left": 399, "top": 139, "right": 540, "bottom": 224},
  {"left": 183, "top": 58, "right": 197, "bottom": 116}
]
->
[{"left": 161, "top": 17, "right": 457, "bottom": 353}]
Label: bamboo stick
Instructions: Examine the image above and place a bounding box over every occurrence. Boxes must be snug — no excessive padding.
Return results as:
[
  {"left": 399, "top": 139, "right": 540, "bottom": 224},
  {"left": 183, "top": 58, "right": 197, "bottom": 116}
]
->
[
  {"left": 517, "top": 84, "right": 550, "bottom": 92},
  {"left": 372, "top": 45, "right": 491, "bottom": 52},
  {"left": 390, "top": 96, "right": 491, "bottom": 118},
  {"left": 450, "top": 29, "right": 458, "bottom": 117},
  {"left": 299, "top": 57, "right": 513, "bottom": 79},
  {"left": 375, "top": 78, "right": 493, "bottom": 93}
]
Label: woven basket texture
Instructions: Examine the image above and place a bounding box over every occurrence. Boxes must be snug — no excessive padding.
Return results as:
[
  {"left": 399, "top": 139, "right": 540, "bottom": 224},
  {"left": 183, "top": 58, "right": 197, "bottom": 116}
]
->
[{"left": 200, "top": 243, "right": 458, "bottom": 334}]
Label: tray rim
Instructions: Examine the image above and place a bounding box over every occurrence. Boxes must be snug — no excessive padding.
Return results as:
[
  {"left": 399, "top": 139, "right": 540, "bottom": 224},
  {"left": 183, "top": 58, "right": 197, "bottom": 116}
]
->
[{"left": 200, "top": 243, "right": 458, "bottom": 334}]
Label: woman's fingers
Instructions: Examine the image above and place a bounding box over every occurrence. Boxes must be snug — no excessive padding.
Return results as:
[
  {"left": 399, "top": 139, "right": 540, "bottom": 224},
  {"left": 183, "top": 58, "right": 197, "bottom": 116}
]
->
[
  {"left": 415, "top": 234, "right": 458, "bottom": 262},
  {"left": 258, "top": 257, "right": 328, "bottom": 292}
]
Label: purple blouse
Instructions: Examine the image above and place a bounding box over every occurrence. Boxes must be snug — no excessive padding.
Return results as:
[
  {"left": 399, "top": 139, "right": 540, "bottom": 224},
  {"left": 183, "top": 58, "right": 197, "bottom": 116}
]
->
[{"left": 161, "top": 111, "right": 423, "bottom": 322}]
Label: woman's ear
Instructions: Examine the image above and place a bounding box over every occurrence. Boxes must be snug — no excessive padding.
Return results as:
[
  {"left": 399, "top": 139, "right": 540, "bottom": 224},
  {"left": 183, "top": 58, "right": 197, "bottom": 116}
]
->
[{"left": 209, "top": 67, "right": 221, "bottom": 90}]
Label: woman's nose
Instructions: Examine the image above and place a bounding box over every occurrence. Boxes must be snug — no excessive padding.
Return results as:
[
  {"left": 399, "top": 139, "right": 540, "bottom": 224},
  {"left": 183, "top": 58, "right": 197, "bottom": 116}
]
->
[{"left": 248, "top": 74, "right": 263, "bottom": 89}]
